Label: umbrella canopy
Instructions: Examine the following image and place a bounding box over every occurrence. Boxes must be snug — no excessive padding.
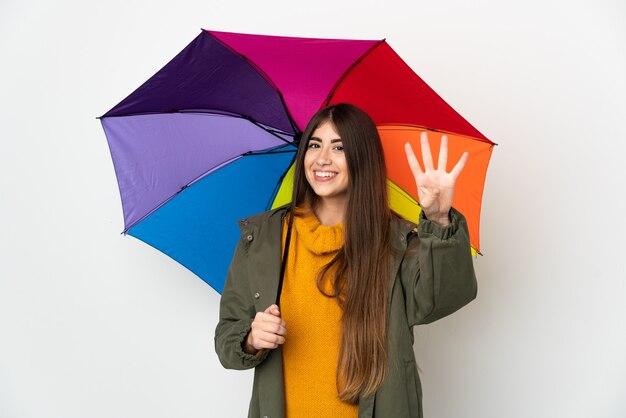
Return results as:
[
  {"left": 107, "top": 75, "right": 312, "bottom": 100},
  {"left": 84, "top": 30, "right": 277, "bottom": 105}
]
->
[{"left": 100, "top": 29, "right": 494, "bottom": 293}]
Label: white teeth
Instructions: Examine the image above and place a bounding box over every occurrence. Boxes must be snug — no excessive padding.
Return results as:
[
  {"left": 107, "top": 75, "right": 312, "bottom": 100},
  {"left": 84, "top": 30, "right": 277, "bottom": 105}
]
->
[{"left": 315, "top": 171, "right": 336, "bottom": 178}]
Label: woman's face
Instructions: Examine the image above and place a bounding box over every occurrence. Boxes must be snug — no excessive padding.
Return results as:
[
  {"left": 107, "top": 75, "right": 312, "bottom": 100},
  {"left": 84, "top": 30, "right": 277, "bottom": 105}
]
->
[{"left": 304, "top": 120, "right": 349, "bottom": 204}]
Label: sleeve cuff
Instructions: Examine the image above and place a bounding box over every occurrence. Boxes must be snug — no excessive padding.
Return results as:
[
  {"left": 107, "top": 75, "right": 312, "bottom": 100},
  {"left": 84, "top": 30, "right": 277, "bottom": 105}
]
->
[
  {"left": 418, "top": 207, "right": 461, "bottom": 240},
  {"left": 234, "top": 320, "right": 270, "bottom": 364}
]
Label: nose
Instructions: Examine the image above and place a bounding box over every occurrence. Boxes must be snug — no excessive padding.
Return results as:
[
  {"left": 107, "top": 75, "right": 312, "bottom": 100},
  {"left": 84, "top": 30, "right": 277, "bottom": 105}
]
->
[{"left": 317, "top": 146, "right": 331, "bottom": 165}]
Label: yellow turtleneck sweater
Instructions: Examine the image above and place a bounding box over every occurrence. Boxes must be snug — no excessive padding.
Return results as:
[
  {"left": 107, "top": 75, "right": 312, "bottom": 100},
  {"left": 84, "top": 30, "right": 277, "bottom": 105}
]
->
[{"left": 280, "top": 207, "right": 358, "bottom": 418}]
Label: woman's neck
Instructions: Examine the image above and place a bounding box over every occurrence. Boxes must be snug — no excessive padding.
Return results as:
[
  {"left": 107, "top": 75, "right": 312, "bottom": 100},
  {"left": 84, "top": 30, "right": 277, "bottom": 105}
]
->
[{"left": 312, "top": 198, "right": 346, "bottom": 226}]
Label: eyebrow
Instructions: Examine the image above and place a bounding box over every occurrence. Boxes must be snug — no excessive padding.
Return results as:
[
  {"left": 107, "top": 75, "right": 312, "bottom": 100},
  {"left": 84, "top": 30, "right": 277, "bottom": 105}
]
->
[{"left": 309, "top": 137, "right": 343, "bottom": 143}]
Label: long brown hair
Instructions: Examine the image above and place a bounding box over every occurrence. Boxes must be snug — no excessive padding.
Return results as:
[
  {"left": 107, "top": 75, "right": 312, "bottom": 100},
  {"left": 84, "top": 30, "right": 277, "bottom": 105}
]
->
[{"left": 291, "top": 103, "right": 392, "bottom": 403}]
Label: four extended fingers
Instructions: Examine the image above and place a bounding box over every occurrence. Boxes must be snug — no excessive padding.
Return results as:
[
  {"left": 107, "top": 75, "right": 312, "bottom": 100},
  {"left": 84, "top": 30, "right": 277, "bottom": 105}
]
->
[
  {"left": 438, "top": 135, "right": 448, "bottom": 172},
  {"left": 420, "top": 131, "right": 434, "bottom": 171},
  {"left": 450, "top": 151, "right": 469, "bottom": 181},
  {"left": 405, "top": 131, "right": 468, "bottom": 176},
  {"left": 404, "top": 141, "right": 423, "bottom": 177}
]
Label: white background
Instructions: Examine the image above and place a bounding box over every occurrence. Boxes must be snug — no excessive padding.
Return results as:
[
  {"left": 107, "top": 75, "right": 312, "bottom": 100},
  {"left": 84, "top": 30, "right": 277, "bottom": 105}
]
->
[{"left": 1, "top": 0, "right": 625, "bottom": 417}]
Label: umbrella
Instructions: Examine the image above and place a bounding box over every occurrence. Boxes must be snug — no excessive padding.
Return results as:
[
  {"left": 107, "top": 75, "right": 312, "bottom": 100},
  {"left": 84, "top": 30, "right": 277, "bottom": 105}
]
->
[{"left": 99, "top": 29, "right": 495, "bottom": 293}]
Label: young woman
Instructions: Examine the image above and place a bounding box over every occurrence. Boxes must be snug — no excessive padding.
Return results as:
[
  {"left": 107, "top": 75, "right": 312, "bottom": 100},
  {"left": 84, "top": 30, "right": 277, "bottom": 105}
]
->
[{"left": 215, "top": 103, "right": 477, "bottom": 418}]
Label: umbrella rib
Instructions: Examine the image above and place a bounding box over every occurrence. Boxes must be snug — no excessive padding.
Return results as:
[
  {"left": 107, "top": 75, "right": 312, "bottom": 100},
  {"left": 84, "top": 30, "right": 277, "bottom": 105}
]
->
[
  {"left": 121, "top": 145, "right": 297, "bottom": 235},
  {"left": 377, "top": 123, "right": 497, "bottom": 145},
  {"left": 242, "top": 149, "right": 296, "bottom": 156},
  {"left": 99, "top": 108, "right": 298, "bottom": 145},
  {"left": 121, "top": 154, "right": 245, "bottom": 234},
  {"left": 203, "top": 30, "right": 301, "bottom": 135},
  {"left": 245, "top": 118, "right": 296, "bottom": 145},
  {"left": 97, "top": 108, "right": 249, "bottom": 120},
  {"left": 264, "top": 152, "right": 297, "bottom": 211},
  {"left": 322, "top": 39, "right": 387, "bottom": 106}
]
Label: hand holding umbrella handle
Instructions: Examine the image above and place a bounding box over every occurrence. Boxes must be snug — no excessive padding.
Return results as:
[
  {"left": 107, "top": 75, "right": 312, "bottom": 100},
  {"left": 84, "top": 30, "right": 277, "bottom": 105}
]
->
[
  {"left": 404, "top": 132, "right": 469, "bottom": 227},
  {"left": 243, "top": 304, "right": 287, "bottom": 355}
]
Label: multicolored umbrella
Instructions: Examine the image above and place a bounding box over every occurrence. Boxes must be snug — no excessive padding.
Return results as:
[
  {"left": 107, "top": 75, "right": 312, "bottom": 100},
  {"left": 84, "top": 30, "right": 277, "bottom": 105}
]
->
[{"left": 99, "top": 29, "right": 495, "bottom": 293}]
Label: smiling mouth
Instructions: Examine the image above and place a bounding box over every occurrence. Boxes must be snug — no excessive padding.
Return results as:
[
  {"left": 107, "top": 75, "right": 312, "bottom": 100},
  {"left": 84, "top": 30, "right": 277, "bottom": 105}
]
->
[
  {"left": 313, "top": 171, "right": 337, "bottom": 179},
  {"left": 313, "top": 171, "right": 337, "bottom": 183}
]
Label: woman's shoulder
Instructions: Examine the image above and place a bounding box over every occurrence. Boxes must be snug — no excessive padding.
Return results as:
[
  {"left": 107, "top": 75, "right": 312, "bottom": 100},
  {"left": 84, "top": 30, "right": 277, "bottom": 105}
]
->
[
  {"left": 236, "top": 203, "right": 290, "bottom": 231},
  {"left": 390, "top": 212, "right": 418, "bottom": 236}
]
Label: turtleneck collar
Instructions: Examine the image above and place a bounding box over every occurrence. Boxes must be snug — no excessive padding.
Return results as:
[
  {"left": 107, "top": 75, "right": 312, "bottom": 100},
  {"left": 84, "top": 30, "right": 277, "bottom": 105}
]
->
[{"left": 291, "top": 205, "right": 344, "bottom": 255}]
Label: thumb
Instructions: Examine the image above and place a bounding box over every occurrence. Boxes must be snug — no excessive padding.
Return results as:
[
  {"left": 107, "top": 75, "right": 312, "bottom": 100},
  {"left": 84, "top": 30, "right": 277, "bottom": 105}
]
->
[
  {"left": 419, "top": 186, "right": 440, "bottom": 209},
  {"left": 264, "top": 304, "right": 281, "bottom": 316}
]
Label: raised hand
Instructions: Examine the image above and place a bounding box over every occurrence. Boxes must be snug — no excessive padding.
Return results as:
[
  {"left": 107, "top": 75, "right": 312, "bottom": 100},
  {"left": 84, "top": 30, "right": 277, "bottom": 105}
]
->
[
  {"left": 243, "top": 304, "right": 287, "bottom": 354},
  {"left": 404, "top": 132, "right": 468, "bottom": 227}
]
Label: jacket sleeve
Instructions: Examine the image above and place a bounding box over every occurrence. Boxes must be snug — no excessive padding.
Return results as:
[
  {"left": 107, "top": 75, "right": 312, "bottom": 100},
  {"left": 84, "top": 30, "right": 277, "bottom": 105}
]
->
[
  {"left": 214, "top": 231, "right": 270, "bottom": 370},
  {"left": 400, "top": 207, "right": 478, "bottom": 327}
]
